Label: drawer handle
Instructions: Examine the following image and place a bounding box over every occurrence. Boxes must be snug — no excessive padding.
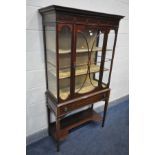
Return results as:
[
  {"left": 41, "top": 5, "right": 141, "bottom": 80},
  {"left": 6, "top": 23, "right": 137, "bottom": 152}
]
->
[{"left": 64, "top": 107, "right": 68, "bottom": 112}]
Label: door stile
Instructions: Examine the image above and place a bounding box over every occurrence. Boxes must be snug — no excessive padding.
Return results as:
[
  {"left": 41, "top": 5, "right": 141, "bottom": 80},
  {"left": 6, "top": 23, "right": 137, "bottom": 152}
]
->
[
  {"left": 56, "top": 23, "right": 60, "bottom": 102},
  {"left": 70, "top": 24, "right": 76, "bottom": 97},
  {"left": 107, "top": 28, "right": 118, "bottom": 87},
  {"left": 98, "top": 31, "right": 109, "bottom": 87}
]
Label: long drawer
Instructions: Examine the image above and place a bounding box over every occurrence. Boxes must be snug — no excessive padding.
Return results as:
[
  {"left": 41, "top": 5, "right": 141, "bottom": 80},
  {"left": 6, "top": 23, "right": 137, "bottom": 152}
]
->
[{"left": 57, "top": 89, "right": 110, "bottom": 117}]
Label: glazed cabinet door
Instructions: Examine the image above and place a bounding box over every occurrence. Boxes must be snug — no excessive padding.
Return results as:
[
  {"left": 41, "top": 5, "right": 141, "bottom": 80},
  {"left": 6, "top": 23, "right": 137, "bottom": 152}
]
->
[
  {"left": 74, "top": 25, "right": 109, "bottom": 95},
  {"left": 73, "top": 25, "right": 118, "bottom": 96}
]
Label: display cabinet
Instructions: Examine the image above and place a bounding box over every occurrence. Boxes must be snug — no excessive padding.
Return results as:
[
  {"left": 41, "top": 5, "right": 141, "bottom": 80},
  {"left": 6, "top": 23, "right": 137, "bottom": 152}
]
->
[{"left": 39, "top": 5, "right": 124, "bottom": 151}]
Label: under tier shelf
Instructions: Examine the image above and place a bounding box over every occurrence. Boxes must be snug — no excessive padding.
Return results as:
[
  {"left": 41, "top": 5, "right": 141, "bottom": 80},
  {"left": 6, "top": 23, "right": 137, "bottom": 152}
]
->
[{"left": 50, "top": 108, "right": 102, "bottom": 140}]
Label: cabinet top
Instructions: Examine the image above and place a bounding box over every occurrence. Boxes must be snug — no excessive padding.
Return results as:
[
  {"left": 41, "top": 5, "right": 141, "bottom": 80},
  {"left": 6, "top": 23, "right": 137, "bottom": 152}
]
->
[{"left": 39, "top": 5, "right": 124, "bottom": 20}]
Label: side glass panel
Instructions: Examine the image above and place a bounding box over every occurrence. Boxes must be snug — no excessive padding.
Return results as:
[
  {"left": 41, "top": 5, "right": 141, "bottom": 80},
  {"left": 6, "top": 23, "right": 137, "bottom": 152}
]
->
[
  {"left": 45, "top": 25, "right": 57, "bottom": 98},
  {"left": 102, "top": 30, "right": 115, "bottom": 85},
  {"left": 58, "top": 25, "right": 72, "bottom": 100},
  {"left": 75, "top": 26, "right": 105, "bottom": 94}
]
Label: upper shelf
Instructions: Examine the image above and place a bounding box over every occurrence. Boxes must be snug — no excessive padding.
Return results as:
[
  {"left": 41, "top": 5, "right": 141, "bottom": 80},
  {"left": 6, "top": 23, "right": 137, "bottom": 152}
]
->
[
  {"left": 58, "top": 64, "right": 108, "bottom": 79},
  {"left": 59, "top": 47, "right": 113, "bottom": 54},
  {"left": 49, "top": 64, "right": 108, "bottom": 79}
]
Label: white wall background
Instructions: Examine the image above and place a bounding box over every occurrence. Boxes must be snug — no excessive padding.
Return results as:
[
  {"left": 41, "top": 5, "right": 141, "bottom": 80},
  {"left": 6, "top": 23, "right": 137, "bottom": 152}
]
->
[{"left": 26, "top": 0, "right": 129, "bottom": 137}]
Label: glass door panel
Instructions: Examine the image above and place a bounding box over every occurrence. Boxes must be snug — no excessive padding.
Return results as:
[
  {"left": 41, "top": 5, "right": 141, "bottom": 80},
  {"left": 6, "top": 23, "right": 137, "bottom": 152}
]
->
[
  {"left": 45, "top": 25, "right": 57, "bottom": 99},
  {"left": 75, "top": 26, "right": 106, "bottom": 94},
  {"left": 58, "top": 25, "right": 72, "bottom": 100},
  {"left": 102, "top": 30, "right": 115, "bottom": 85}
]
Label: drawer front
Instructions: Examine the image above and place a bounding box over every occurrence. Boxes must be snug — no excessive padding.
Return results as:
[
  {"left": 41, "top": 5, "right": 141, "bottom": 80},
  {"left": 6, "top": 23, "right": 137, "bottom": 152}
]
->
[{"left": 57, "top": 91, "right": 109, "bottom": 116}]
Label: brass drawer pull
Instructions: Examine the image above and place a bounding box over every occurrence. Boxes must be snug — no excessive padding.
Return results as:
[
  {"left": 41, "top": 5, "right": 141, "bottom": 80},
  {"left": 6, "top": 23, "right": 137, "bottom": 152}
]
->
[{"left": 64, "top": 107, "right": 68, "bottom": 112}]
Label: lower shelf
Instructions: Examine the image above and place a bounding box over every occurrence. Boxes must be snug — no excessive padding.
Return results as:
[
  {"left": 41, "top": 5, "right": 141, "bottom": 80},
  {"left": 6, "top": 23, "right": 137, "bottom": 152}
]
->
[
  {"left": 50, "top": 108, "right": 102, "bottom": 140},
  {"left": 58, "top": 80, "right": 107, "bottom": 100}
]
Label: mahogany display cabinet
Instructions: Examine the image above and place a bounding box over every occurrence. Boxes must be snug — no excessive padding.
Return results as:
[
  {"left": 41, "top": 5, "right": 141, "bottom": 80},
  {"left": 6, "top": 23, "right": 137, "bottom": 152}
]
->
[{"left": 39, "top": 5, "right": 124, "bottom": 151}]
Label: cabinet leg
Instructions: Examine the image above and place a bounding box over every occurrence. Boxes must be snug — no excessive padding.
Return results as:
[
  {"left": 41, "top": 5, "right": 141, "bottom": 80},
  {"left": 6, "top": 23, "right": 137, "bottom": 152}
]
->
[
  {"left": 47, "top": 107, "right": 51, "bottom": 135},
  {"left": 90, "top": 104, "right": 94, "bottom": 110},
  {"left": 56, "top": 140, "right": 60, "bottom": 152},
  {"left": 46, "top": 95, "right": 51, "bottom": 136},
  {"left": 56, "top": 118, "right": 61, "bottom": 152},
  {"left": 102, "top": 98, "right": 109, "bottom": 127}
]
